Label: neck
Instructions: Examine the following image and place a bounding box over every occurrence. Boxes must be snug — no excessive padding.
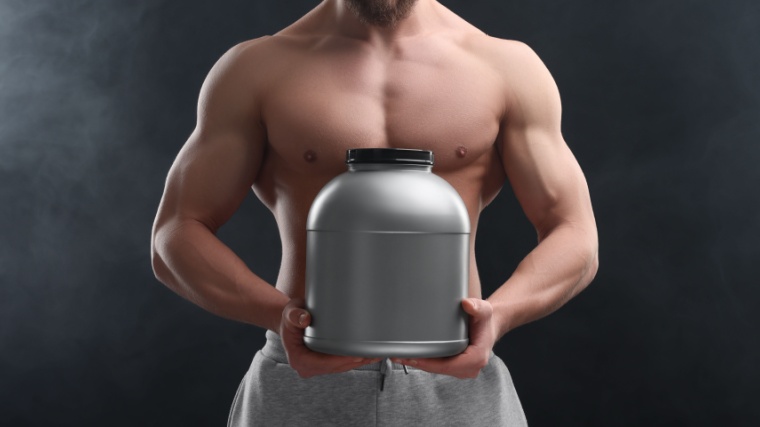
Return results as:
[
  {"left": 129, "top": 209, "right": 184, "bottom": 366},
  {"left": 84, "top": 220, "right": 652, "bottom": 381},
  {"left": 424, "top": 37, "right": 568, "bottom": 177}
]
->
[{"left": 322, "top": 0, "right": 441, "bottom": 44}]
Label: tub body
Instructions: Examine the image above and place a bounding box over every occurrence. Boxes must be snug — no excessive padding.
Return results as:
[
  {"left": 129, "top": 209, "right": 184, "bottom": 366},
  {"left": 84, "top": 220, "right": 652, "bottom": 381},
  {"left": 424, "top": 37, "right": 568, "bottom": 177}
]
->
[{"left": 304, "top": 148, "right": 470, "bottom": 358}]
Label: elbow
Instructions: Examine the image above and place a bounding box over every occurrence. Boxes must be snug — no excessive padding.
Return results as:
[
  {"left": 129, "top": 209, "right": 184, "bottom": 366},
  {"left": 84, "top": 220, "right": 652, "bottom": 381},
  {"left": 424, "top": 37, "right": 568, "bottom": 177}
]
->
[
  {"left": 573, "top": 246, "right": 599, "bottom": 299},
  {"left": 589, "top": 250, "right": 599, "bottom": 281},
  {"left": 583, "top": 221, "right": 600, "bottom": 285},
  {"left": 151, "top": 227, "right": 171, "bottom": 285},
  {"left": 584, "top": 246, "right": 600, "bottom": 286},
  {"left": 151, "top": 218, "right": 195, "bottom": 287},
  {"left": 151, "top": 239, "right": 165, "bottom": 283},
  {"left": 151, "top": 246, "right": 163, "bottom": 282}
]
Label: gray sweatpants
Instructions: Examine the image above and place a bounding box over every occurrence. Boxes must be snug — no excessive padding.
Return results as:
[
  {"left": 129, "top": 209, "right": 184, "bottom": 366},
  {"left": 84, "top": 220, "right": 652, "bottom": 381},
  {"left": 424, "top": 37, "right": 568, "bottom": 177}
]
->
[{"left": 228, "top": 329, "right": 528, "bottom": 426}]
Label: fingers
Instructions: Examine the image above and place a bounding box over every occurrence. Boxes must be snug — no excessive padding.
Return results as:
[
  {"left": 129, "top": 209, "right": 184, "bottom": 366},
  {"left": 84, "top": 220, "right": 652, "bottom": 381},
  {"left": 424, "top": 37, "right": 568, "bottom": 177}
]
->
[
  {"left": 390, "top": 308, "right": 492, "bottom": 379},
  {"left": 324, "top": 356, "right": 384, "bottom": 374},
  {"left": 294, "top": 353, "right": 384, "bottom": 379},
  {"left": 392, "top": 352, "right": 488, "bottom": 379},
  {"left": 280, "top": 298, "right": 383, "bottom": 378},
  {"left": 283, "top": 297, "right": 494, "bottom": 379}
]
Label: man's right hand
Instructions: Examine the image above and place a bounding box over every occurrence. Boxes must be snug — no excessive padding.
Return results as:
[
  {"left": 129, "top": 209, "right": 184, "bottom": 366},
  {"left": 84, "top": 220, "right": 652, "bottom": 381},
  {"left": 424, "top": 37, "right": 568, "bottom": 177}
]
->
[{"left": 279, "top": 298, "right": 382, "bottom": 379}]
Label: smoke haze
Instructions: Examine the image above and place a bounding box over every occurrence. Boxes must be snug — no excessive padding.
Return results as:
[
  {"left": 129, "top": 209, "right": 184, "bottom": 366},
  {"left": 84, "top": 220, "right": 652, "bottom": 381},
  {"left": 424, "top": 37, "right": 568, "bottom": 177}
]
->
[{"left": 1, "top": 0, "right": 758, "bottom": 425}]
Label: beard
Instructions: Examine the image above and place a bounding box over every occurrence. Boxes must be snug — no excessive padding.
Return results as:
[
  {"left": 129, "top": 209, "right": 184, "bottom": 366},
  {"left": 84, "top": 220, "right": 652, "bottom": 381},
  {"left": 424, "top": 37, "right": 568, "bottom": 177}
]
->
[{"left": 344, "top": 0, "right": 419, "bottom": 28}]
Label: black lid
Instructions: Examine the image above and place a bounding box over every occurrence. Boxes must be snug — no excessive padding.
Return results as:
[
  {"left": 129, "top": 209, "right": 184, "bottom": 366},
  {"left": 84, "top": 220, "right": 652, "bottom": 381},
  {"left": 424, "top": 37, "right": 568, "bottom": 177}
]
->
[{"left": 346, "top": 148, "right": 434, "bottom": 165}]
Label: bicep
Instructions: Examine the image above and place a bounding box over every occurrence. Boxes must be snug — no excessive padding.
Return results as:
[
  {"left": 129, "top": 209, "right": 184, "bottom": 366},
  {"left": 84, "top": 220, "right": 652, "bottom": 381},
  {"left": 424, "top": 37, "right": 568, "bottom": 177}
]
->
[
  {"left": 500, "top": 42, "right": 595, "bottom": 240},
  {"left": 502, "top": 129, "right": 593, "bottom": 240},
  {"left": 155, "top": 41, "right": 266, "bottom": 234}
]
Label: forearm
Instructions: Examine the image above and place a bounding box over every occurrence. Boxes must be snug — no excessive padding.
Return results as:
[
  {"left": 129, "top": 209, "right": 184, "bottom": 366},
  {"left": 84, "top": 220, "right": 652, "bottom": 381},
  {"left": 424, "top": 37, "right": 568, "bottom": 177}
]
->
[
  {"left": 151, "top": 218, "right": 290, "bottom": 333},
  {"left": 486, "top": 223, "right": 599, "bottom": 342}
]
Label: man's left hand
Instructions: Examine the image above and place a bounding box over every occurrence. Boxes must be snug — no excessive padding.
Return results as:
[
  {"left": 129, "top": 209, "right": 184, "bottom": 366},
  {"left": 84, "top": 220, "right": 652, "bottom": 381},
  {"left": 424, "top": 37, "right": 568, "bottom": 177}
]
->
[{"left": 391, "top": 298, "right": 498, "bottom": 379}]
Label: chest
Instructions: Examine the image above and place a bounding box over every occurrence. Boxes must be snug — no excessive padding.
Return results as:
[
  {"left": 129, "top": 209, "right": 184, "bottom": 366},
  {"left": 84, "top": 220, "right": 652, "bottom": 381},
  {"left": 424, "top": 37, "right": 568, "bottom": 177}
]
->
[{"left": 261, "top": 43, "right": 505, "bottom": 175}]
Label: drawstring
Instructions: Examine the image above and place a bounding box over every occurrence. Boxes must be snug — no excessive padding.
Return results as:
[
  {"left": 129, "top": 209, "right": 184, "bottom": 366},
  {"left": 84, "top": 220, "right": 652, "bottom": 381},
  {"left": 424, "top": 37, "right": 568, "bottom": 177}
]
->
[
  {"left": 379, "top": 358, "right": 386, "bottom": 391},
  {"left": 378, "top": 358, "right": 409, "bottom": 392}
]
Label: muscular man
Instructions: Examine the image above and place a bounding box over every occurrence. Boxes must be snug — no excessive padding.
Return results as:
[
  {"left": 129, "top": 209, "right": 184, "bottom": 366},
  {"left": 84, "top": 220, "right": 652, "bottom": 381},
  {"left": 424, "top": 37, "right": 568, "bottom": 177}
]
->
[{"left": 151, "top": 0, "right": 599, "bottom": 425}]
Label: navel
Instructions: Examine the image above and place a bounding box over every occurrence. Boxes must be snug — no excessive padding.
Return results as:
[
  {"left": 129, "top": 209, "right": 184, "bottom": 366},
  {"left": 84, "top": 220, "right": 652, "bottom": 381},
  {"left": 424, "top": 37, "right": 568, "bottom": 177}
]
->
[
  {"left": 303, "top": 149, "right": 317, "bottom": 163},
  {"left": 455, "top": 145, "right": 468, "bottom": 158}
]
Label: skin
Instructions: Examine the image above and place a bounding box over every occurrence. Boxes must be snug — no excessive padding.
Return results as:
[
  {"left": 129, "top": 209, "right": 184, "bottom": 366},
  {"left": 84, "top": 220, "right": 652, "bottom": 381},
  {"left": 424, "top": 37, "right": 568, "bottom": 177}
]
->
[{"left": 151, "top": 0, "right": 599, "bottom": 380}]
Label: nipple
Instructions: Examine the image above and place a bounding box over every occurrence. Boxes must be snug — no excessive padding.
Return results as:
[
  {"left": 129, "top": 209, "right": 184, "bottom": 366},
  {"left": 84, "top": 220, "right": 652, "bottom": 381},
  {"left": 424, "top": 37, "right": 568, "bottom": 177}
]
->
[
  {"left": 303, "top": 149, "right": 317, "bottom": 163},
  {"left": 455, "top": 145, "right": 468, "bottom": 158}
]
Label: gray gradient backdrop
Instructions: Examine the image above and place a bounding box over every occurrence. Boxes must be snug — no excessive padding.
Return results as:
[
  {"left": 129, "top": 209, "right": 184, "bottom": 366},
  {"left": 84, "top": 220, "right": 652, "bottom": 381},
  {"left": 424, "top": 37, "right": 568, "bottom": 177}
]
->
[{"left": 1, "top": 0, "right": 758, "bottom": 425}]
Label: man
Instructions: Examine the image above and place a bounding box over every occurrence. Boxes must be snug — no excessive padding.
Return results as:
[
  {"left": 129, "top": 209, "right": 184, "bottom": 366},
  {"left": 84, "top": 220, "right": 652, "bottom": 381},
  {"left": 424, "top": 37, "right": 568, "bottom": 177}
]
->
[{"left": 151, "top": 0, "right": 599, "bottom": 425}]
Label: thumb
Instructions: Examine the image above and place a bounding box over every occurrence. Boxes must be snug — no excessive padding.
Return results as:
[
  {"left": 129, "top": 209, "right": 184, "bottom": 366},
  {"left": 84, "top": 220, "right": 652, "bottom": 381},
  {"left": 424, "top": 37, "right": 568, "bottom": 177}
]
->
[
  {"left": 464, "top": 298, "right": 480, "bottom": 313},
  {"left": 283, "top": 298, "right": 310, "bottom": 328},
  {"left": 293, "top": 309, "right": 311, "bottom": 327}
]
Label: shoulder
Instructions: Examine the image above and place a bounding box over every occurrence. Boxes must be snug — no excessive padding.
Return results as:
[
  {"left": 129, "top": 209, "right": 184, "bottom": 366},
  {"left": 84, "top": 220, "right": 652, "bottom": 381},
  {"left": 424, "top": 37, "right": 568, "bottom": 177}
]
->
[
  {"left": 461, "top": 34, "right": 547, "bottom": 78},
  {"left": 211, "top": 33, "right": 314, "bottom": 74},
  {"left": 459, "top": 34, "right": 560, "bottom": 118},
  {"left": 202, "top": 34, "right": 305, "bottom": 99},
  {"left": 195, "top": 37, "right": 281, "bottom": 127},
  {"left": 211, "top": 36, "right": 279, "bottom": 75},
  {"left": 448, "top": 31, "right": 549, "bottom": 85},
  {"left": 203, "top": 37, "right": 271, "bottom": 89}
]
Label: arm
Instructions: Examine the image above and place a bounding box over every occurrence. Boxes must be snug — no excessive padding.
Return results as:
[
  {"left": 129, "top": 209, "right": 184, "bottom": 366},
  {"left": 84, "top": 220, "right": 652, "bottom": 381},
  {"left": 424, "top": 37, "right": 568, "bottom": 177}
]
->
[
  {"left": 151, "top": 39, "right": 289, "bottom": 333},
  {"left": 487, "top": 42, "right": 599, "bottom": 342}
]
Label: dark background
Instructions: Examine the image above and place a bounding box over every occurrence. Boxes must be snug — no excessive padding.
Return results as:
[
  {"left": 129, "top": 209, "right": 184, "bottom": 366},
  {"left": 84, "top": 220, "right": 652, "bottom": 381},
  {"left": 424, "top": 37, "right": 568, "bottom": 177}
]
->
[{"left": 2, "top": 0, "right": 758, "bottom": 425}]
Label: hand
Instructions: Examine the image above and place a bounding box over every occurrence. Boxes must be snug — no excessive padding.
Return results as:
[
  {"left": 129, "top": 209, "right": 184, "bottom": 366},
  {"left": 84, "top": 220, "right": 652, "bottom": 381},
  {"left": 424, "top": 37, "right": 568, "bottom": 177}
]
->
[
  {"left": 279, "top": 297, "right": 383, "bottom": 379},
  {"left": 391, "top": 298, "right": 498, "bottom": 379}
]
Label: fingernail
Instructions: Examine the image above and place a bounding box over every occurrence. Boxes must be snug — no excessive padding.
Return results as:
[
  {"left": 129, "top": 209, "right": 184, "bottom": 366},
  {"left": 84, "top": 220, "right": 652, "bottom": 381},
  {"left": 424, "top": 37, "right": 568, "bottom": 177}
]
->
[{"left": 298, "top": 313, "right": 307, "bottom": 326}]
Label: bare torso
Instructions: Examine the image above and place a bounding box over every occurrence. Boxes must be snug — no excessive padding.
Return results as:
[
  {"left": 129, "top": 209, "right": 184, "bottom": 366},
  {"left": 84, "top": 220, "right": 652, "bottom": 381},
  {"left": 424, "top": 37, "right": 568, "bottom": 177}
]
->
[{"left": 246, "top": 4, "right": 517, "bottom": 302}]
